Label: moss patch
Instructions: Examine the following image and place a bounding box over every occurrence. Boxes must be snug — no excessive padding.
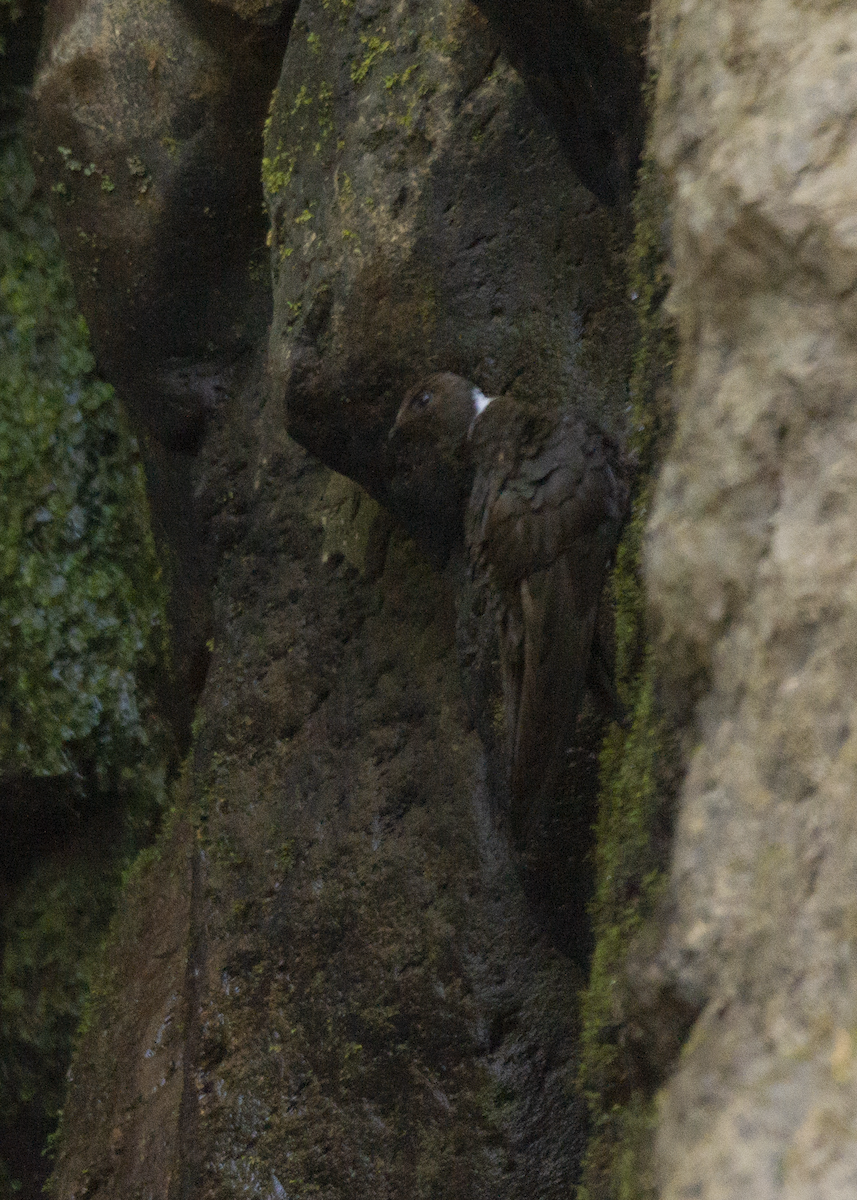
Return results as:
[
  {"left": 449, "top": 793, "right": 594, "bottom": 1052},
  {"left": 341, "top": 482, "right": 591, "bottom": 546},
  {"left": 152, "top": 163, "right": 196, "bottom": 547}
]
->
[
  {"left": 1, "top": 846, "right": 124, "bottom": 1191},
  {"left": 0, "top": 135, "right": 167, "bottom": 782},
  {"left": 0, "top": 129, "right": 170, "bottom": 1195},
  {"left": 575, "top": 139, "right": 679, "bottom": 1200}
]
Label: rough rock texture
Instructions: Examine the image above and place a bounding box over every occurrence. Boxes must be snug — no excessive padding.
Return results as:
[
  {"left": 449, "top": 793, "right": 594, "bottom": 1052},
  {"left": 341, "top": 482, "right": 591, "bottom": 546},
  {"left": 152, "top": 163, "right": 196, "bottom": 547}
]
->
[
  {"left": 18, "top": 0, "right": 857, "bottom": 1191},
  {"left": 472, "top": 0, "right": 646, "bottom": 204},
  {"left": 643, "top": 1, "right": 857, "bottom": 1195},
  {"left": 14, "top": 0, "right": 646, "bottom": 1192},
  {"left": 49, "top": 362, "right": 591, "bottom": 1199},
  {"left": 27, "top": 0, "right": 294, "bottom": 728},
  {"left": 7, "top": 0, "right": 657, "bottom": 1191},
  {"left": 264, "top": 0, "right": 633, "bottom": 513},
  {"left": 29, "top": 0, "right": 290, "bottom": 444},
  {"left": 263, "top": 3, "right": 635, "bottom": 912}
]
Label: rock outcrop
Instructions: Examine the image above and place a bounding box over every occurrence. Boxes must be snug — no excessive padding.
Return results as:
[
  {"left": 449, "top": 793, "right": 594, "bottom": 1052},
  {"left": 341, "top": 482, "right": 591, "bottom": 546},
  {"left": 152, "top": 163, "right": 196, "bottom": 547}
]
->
[
  {"left": 643, "top": 2, "right": 857, "bottom": 1195},
  {"left": 21, "top": 0, "right": 640, "bottom": 1196},
  {"left": 263, "top": 0, "right": 632, "bottom": 506},
  {"left": 27, "top": 0, "right": 294, "bottom": 729},
  {"left": 21, "top": 0, "right": 857, "bottom": 1193}
]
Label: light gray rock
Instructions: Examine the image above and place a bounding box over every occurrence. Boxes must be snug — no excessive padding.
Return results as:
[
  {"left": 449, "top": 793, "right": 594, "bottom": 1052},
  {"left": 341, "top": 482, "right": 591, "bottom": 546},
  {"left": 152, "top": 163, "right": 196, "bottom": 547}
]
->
[{"left": 645, "top": 1, "right": 857, "bottom": 1194}]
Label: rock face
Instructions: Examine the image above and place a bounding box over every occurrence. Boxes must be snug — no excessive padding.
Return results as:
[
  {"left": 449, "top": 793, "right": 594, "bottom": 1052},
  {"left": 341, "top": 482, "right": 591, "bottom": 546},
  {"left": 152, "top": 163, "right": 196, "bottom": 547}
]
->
[
  {"left": 29, "top": 0, "right": 288, "bottom": 445},
  {"left": 262, "top": 2, "right": 635, "bottom": 928},
  {"left": 263, "top": 0, "right": 633, "bottom": 509},
  {"left": 472, "top": 0, "right": 645, "bottom": 204},
  {"left": 49, "top": 366, "right": 593, "bottom": 1200},
  {"left": 20, "top": 0, "right": 640, "bottom": 1196},
  {"left": 27, "top": 0, "right": 294, "bottom": 730},
  {"left": 16, "top": 0, "right": 857, "bottom": 1192},
  {"left": 644, "top": 1, "right": 857, "bottom": 1195}
]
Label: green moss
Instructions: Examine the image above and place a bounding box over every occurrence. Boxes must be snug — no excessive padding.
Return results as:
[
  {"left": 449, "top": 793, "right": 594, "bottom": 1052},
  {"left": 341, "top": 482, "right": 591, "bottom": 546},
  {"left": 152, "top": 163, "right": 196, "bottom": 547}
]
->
[
  {"left": 337, "top": 171, "right": 353, "bottom": 205},
  {"left": 576, "top": 532, "right": 669, "bottom": 1200},
  {"left": 261, "top": 143, "right": 296, "bottom": 196},
  {"left": 320, "top": 0, "right": 353, "bottom": 22},
  {"left": 383, "top": 63, "right": 418, "bottom": 90},
  {"left": 262, "top": 90, "right": 300, "bottom": 197},
  {"left": 0, "top": 129, "right": 169, "bottom": 1190},
  {"left": 56, "top": 146, "right": 82, "bottom": 173},
  {"left": 0, "top": 854, "right": 122, "bottom": 1140},
  {"left": 576, "top": 128, "right": 679, "bottom": 1200},
  {"left": 315, "top": 80, "right": 334, "bottom": 141},
  {"left": 350, "top": 34, "right": 392, "bottom": 84},
  {"left": 265, "top": 72, "right": 336, "bottom": 179},
  {"left": 276, "top": 839, "right": 296, "bottom": 871},
  {"left": 52, "top": 145, "right": 117, "bottom": 200},
  {"left": 0, "top": 136, "right": 167, "bottom": 782},
  {"left": 289, "top": 83, "right": 312, "bottom": 116}
]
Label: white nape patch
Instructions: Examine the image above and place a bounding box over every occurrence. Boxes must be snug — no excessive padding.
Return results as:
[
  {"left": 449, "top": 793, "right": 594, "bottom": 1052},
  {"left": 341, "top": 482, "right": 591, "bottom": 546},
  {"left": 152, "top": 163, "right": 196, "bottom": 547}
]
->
[{"left": 471, "top": 387, "right": 494, "bottom": 416}]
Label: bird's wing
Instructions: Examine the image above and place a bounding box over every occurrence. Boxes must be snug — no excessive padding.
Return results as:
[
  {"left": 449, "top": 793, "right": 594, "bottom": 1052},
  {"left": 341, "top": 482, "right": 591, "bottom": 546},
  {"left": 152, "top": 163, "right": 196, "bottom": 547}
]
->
[
  {"left": 467, "top": 416, "right": 629, "bottom": 850},
  {"left": 506, "top": 556, "right": 600, "bottom": 846},
  {"left": 470, "top": 419, "right": 625, "bottom": 595}
]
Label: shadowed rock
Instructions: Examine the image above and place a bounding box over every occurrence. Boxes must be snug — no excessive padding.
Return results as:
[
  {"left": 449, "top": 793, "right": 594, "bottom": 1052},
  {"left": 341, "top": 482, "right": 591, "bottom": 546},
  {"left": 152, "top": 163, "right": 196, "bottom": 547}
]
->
[
  {"left": 27, "top": 0, "right": 294, "bottom": 737},
  {"left": 473, "top": 0, "right": 646, "bottom": 204}
]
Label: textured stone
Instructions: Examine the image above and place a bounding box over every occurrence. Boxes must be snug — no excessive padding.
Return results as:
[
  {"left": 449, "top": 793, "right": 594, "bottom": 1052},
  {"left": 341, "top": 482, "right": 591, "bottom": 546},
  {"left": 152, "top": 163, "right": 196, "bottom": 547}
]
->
[
  {"left": 27, "top": 0, "right": 292, "bottom": 728},
  {"left": 644, "top": 0, "right": 857, "bottom": 1194},
  {"left": 21, "top": 0, "right": 640, "bottom": 1194},
  {"left": 264, "top": 0, "right": 633, "bottom": 512},
  {"left": 472, "top": 0, "right": 646, "bottom": 203},
  {"left": 48, "top": 381, "right": 592, "bottom": 1199}
]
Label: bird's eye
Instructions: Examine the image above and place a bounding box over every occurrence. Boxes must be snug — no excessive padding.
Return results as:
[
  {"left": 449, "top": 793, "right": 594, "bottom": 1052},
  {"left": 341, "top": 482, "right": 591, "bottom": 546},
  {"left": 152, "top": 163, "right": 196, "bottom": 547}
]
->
[{"left": 412, "top": 390, "right": 432, "bottom": 411}]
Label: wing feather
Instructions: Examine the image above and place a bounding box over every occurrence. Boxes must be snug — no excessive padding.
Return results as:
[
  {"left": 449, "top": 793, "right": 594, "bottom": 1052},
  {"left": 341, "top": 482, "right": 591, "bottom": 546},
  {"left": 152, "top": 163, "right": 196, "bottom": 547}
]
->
[{"left": 465, "top": 402, "right": 629, "bottom": 849}]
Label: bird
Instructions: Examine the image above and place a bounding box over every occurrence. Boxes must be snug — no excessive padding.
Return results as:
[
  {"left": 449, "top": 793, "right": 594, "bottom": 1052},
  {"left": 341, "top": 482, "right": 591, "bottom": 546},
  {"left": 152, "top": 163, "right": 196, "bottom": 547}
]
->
[
  {"left": 390, "top": 372, "right": 630, "bottom": 850},
  {"left": 386, "top": 372, "right": 488, "bottom": 566}
]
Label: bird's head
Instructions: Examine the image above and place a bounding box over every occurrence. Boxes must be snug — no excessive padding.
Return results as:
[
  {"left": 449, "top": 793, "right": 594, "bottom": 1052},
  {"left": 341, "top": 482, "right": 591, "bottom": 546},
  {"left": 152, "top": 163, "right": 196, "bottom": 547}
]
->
[
  {"left": 391, "top": 372, "right": 494, "bottom": 454},
  {"left": 386, "top": 372, "right": 494, "bottom": 565}
]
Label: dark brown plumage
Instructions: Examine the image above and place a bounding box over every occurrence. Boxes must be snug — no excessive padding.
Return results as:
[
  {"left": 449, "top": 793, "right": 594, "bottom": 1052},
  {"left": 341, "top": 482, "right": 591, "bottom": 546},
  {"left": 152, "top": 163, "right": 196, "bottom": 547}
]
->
[
  {"left": 387, "top": 373, "right": 478, "bottom": 565},
  {"left": 392, "top": 372, "right": 629, "bottom": 848}
]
